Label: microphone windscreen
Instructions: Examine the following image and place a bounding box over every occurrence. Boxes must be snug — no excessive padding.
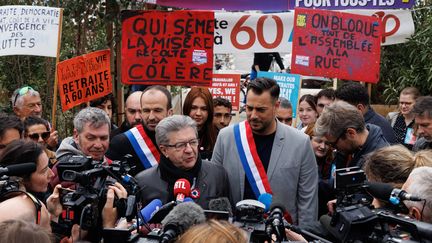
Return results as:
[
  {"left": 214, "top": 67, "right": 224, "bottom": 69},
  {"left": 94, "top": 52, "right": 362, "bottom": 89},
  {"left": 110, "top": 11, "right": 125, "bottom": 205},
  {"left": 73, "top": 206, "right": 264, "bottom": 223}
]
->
[
  {"left": 258, "top": 193, "right": 273, "bottom": 211},
  {"left": 208, "top": 197, "right": 233, "bottom": 217},
  {"left": 148, "top": 201, "right": 177, "bottom": 224},
  {"left": 173, "top": 178, "right": 191, "bottom": 196},
  {"left": 161, "top": 202, "right": 206, "bottom": 232},
  {"left": 140, "top": 199, "right": 163, "bottom": 223},
  {"left": 365, "top": 181, "right": 393, "bottom": 202},
  {"left": 2, "top": 163, "right": 36, "bottom": 176},
  {"left": 183, "top": 197, "right": 194, "bottom": 203}
]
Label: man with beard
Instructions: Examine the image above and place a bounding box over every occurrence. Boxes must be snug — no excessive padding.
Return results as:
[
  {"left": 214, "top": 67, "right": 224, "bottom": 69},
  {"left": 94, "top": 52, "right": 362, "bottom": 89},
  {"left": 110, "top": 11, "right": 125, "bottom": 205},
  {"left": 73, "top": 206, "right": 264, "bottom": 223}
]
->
[
  {"left": 212, "top": 77, "right": 318, "bottom": 227},
  {"left": 314, "top": 101, "right": 389, "bottom": 169},
  {"left": 110, "top": 91, "right": 143, "bottom": 139},
  {"left": 412, "top": 96, "right": 432, "bottom": 151},
  {"left": 106, "top": 86, "right": 173, "bottom": 175}
]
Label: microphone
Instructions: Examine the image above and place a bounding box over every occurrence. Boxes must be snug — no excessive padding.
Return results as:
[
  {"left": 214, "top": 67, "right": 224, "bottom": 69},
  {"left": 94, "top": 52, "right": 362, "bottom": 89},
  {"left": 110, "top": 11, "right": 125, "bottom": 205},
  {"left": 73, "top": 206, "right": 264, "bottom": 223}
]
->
[
  {"left": 160, "top": 202, "right": 206, "bottom": 243},
  {"left": 0, "top": 163, "right": 36, "bottom": 176},
  {"left": 366, "top": 182, "right": 422, "bottom": 205},
  {"left": 148, "top": 201, "right": 177, "bottom": 224},
  {"left": 140, "top": 199, "right": 163, "bottom": 223},
  {"left": 265, "top": 202, "right": 286, "bottom": 242},
  {"left": 183, "top": 197, "right": 194, "bottom": 203},
  {"left": 258, "top": 193, "right": 273, "bottom": 212},
  {"left": 208, "top": 197, "right": 233, "bottom": 217},
  {"left": 173, "top": 179, "right": 191, "bottom": 203}
]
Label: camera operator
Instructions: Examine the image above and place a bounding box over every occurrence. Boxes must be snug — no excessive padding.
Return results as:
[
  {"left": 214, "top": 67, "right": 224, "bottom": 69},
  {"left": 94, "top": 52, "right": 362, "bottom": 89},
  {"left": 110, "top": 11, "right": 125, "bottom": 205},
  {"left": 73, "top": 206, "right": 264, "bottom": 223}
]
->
[
  {"left": 402, "top": 166, "right": 432, "bottom": 223},
  {"left": 52, "top": 107, "right": 111, "bottom": 187}
]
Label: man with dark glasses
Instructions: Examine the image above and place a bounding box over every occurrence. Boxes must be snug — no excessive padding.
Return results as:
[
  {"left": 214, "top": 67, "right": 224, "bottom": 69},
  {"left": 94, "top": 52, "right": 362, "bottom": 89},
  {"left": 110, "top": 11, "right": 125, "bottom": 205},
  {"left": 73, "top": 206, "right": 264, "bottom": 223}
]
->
[
  {"left": 315, "top": 101, "right": 389, "bottom": 169},
  {"left": 23, "top": 116, "right": 57, "bottom": 167}
]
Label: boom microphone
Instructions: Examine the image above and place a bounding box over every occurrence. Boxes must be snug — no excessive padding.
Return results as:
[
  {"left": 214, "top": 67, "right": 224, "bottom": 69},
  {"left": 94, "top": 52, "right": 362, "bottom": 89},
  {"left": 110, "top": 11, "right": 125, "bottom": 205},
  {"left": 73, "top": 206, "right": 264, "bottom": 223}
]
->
[
  {"left": 173, "top": 179, "right": 191, "bottom": 203},
  {"left": 160, "top": 202, "right": 206, "bottom": 243},
  {"left": 0, "top": 163, "right": 36, "bottom": 176},
  {"left": 366, "top": 182, "right": 422, "bottom": 204}
]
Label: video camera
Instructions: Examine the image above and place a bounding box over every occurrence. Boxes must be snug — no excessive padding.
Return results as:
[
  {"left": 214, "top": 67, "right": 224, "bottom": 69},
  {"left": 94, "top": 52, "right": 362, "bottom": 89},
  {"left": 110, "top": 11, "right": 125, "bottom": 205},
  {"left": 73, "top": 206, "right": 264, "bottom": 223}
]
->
[
  {"left": 328, "top": 166, "right": 432, "bottom": 243},
  {"left": 57, "top": 155, "right": 140, "bottom": 231}
]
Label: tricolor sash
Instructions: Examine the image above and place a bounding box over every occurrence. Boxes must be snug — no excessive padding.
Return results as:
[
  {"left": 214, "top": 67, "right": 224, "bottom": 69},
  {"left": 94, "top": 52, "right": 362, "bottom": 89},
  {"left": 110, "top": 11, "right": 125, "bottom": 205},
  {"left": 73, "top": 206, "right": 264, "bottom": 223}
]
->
[
  {"left": 234, "top": 121, "right": 272, "bottom": 199},
  {"left": 125, "top": 125, "right": 160, "bottom": 169}
]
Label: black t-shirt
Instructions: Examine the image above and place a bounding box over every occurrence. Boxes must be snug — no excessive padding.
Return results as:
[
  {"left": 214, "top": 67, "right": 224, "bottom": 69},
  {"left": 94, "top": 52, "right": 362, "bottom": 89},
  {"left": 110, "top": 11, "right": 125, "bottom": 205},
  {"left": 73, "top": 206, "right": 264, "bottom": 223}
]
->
[{"left": 243, "top": 132, "right": 276, "bottom": 200}]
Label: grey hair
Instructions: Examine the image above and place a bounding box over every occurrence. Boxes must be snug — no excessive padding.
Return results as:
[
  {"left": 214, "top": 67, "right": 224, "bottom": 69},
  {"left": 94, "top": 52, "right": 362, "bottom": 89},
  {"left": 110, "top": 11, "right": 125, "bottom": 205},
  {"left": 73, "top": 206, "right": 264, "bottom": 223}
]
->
[
  {"left": 11, "top": 88, "right": 40, "bottom": 108},
  {"left": 155, "top": 115, "right": 197, "bottom": 146},
  {"left": 403, "top": 166, "right": 432, "bottom": 223},
  {"left": 314, "top": 100, "right": 365, "bottom": 138},
  {"left": 73, "top": 107, "right": 111, "bottom": 133},
  {"left": 279, "top": 97, "right": 292, "bottom": 109}
]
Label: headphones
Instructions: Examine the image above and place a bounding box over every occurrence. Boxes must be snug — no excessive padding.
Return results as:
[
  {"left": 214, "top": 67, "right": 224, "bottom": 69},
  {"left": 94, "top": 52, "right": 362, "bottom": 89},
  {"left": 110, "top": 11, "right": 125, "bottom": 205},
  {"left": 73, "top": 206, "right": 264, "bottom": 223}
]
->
[{"left": 0, "top": 190, "right": 43, "bottom": 225}]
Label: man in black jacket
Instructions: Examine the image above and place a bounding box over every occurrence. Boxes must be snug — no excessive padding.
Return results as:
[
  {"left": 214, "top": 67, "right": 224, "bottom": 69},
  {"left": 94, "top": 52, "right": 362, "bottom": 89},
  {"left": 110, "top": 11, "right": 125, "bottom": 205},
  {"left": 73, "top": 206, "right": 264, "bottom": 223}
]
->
[
  {"left": 106, "top": 86, "right": 173, "bottom": 175},
  {"left": 315, "top": 101, "right": 389, "bottom": 169},
  {"left": 335, "top": 82, "right": 397, "bottom": 144}
]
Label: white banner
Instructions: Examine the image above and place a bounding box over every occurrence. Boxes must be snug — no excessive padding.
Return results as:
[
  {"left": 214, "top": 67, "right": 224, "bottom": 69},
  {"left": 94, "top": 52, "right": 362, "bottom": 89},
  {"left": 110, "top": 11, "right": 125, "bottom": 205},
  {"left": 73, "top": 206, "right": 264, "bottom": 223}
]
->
[
  {"left": 0, "top": 5, "right": 61, "bottom": 57},
  {"left": 214, "top": 10, "right": 414, "bottom": 53}
]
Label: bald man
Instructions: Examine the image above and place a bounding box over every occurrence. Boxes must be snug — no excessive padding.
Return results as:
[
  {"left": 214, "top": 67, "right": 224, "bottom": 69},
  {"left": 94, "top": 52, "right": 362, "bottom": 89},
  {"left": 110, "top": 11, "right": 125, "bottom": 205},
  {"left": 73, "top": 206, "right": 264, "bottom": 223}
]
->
[{"left": 111, "top": 91, "right": 143, "bottom": 138}]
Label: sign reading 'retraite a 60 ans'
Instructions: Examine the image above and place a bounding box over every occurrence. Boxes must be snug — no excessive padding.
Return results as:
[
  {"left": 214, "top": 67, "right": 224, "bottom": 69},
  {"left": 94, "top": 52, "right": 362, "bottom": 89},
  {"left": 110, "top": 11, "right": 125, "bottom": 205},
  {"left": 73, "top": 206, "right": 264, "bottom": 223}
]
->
[
  {"left": 291, "top": 8, "right": 383, "bottom": 83},
  {"left": 121, "top": 10, "right": 214, "bottom": 86}
]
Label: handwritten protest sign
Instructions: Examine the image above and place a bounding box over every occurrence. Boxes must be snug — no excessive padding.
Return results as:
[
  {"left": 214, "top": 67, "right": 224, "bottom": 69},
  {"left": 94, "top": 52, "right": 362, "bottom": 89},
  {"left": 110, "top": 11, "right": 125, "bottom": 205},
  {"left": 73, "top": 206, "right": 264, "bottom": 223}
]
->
[
  {"left": 209, "top": 74, "right": 241, "bottom": 111},
  {"left": 291, "top": 8, "right": 382, "bottom": 83},
  {"left": 57, "top": 50, "right": 112, "bottom": 111},
  {"left": 0, "top": 5, "right": 61, "bottom": 57},
  {"left": 257, "top": 72, "right": 301, "bottom": 118},
  {"left": 121, "top": 10, "right": 214, "bottom": 86}
]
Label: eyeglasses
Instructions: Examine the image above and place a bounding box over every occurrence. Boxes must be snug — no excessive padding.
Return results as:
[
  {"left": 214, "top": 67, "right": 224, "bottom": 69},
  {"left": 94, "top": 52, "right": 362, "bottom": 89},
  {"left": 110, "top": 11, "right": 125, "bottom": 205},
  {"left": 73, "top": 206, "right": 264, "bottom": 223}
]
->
[
  {"left": 27, "top": 131, "right": 50, "bottom": 141},
  {"left": 317, "top": 103, "right": 326, "bottom": 108},
  {"left": 324, "top": 130, "right": 346, "bottom": 147},
  {"left": 13, "top": 86, "right": 34, "bottom": 107},
  {"left": 164, "top": 138, "right": 199, "bottom": 151}
]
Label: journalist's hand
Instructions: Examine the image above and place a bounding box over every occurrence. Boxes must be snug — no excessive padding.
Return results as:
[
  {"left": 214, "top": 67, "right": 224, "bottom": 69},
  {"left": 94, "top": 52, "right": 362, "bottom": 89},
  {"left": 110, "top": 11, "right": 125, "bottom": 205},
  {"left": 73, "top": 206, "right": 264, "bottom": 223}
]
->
[
  {"left": 102, "top": 182, "right": 128, "bottom": 228},
  {"left": 47, "top": 184, "right": 63, "bottom": 220}
]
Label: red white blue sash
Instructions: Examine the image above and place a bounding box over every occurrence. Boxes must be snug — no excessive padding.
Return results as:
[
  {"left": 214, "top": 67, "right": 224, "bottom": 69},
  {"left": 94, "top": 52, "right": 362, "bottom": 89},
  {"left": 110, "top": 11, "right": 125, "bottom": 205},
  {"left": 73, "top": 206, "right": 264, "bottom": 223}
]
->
[
  {"left": 125, "top": 125, "right": 160, "bottom": 169},
  {"left": 234, "top": 121, "right": 272, "bottom": 199}
]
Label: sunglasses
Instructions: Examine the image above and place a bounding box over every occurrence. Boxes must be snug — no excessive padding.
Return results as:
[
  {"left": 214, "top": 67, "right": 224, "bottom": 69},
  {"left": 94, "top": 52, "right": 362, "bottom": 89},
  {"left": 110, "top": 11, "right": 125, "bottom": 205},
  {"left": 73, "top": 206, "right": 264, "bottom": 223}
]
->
[
  {"left": 13, "top": 86, "right": 34, "bottom": 107},
  {"left": 28, "top": 131, "right": 50, "bottom": 141}
]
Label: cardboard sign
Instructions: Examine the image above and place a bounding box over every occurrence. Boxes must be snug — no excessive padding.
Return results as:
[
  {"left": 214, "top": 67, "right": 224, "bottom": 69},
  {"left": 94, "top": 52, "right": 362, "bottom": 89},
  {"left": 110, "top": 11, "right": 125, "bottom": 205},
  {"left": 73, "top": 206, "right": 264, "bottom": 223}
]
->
[
  {"left": 213, "top": 10, "right": 412, "bottom": 54},
  {"left": 57, "top": 50, "right": 112, "bottom": 111},
  {"left": 291, "top": 8, "right": 382, "bottom": 83},
  {"left": 0, "top": 5, "right": 61, "bottom": 57},
  {"left": 257, "top": 72, "right": 301, "bottom": 118},
  {"left": 209, "top": 74, "right": 241, "bottom": 111},
  {"left": 121, "top": 10, "right": 214, "bottom": 86}
]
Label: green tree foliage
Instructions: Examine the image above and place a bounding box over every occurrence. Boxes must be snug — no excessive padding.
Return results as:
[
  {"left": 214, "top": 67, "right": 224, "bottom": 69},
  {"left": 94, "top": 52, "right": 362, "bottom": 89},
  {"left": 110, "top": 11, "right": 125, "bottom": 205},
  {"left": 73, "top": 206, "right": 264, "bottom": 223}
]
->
[{"left": 380, "top": 4, "right": 432, "bottom": 104}]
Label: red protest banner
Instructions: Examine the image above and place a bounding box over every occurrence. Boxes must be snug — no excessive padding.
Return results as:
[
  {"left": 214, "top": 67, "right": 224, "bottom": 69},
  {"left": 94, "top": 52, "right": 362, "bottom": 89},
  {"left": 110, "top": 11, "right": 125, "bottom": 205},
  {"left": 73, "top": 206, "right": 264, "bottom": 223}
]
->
[
  {"left": 291, "top": 8, "right": 382, "bottom": 83},
  {"left": 209, "top": 74, "right": 240, "bottom": 111},
  {"left": 121, "top": 10, "right": 214, "bottom": 86},
  {"left": 57, "top": 49, "right": 112, "bottom": 111}
]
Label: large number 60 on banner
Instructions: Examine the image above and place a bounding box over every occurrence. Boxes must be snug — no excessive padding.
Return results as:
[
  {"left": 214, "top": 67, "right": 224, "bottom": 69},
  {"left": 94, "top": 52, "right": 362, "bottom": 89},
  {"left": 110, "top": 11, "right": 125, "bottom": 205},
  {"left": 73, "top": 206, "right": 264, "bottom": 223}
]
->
[{"left": 214, "top": 12, "right": 294, "bottom": 54}]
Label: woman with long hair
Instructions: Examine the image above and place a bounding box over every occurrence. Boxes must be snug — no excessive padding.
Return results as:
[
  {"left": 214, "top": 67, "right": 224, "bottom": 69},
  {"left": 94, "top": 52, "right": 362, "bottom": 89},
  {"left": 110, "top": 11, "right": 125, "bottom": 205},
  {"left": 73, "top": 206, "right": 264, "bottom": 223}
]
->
[{"left": 183, "top": 87, "right": 217, "bottom": 160}]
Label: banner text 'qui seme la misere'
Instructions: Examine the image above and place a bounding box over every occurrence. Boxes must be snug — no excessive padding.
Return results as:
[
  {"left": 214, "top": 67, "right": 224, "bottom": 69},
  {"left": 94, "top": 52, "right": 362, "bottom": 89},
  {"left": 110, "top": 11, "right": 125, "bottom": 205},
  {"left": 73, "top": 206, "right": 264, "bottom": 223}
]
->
[{"left": 121, "top": 10, "right": 214, "bottom": 86}]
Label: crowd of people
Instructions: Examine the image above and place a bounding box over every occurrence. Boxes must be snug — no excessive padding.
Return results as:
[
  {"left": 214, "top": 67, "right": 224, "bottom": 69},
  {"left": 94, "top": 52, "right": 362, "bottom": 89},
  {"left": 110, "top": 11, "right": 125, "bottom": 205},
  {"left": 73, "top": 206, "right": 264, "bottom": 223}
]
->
[{"left": 1, "top": 79, "right": 432, "bottom": 242}]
